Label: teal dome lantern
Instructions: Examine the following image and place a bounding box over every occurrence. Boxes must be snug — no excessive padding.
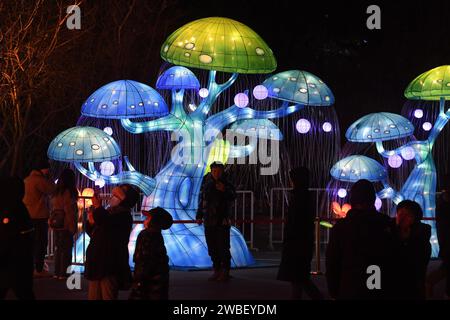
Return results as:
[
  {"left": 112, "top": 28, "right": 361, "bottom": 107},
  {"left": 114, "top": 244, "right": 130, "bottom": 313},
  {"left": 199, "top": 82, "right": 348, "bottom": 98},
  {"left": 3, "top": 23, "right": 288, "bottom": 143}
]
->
[
  {"left": 262, "top": 70, "right": 334, "bottom": 106},
  {"left": 346, "top": 112, "right": 414, "bottom": 142},
  {"left": 330, "top": 155, "right": 387, "bottom": 182},
  {"left": 47, "top": 126, "right": 121, "bottom": 162},
  {"left": 229, "top": 119, "right": 283, "bottom": 140}
]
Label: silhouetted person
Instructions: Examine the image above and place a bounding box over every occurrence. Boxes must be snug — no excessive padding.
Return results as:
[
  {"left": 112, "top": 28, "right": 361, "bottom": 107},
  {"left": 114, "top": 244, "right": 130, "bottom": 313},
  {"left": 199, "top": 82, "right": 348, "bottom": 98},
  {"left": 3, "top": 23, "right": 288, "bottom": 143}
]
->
[
  {"left": 392, "top": 200, "right": 431, "bottom": 299},
  {"left": 277, "top": 167, "right": 323, "bottom": 300},
  {"left": 49, "top": 169, "right": 78, "bottom": 279},
  {"left": 85, "top": 184, "right": 139, "bottom": 300},
  {"left": 23, "top": 158, "right": 55, "bottom": 277},
  {"left": 130, "top": 207, "right": 173, "bottom": 300},
  {"left": 326, "top": 179, "right": 394, "bottom": 299},
  {"left": 0, "top": 175, "right": 35, "bottom": 300},
  {"left": 427, "top": 174, "right": 450, "bottom": 299},
  {"left": 196, "top": 161, "right": 236, "bottom": 282}
]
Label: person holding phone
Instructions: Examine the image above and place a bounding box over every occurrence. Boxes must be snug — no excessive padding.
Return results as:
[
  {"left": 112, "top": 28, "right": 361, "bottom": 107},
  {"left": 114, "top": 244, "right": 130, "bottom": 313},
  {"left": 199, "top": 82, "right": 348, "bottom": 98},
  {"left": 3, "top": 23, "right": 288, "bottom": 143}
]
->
[{"left": 84, "top": 184, "right": 139, "bottom": 300}]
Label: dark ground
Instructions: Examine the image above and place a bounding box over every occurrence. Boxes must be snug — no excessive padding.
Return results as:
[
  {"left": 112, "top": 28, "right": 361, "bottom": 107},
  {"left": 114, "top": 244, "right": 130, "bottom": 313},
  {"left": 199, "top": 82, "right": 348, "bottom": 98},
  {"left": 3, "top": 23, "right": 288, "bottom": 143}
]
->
[{"left": 5, "top": 251, "right": 448, "bottom": 300}]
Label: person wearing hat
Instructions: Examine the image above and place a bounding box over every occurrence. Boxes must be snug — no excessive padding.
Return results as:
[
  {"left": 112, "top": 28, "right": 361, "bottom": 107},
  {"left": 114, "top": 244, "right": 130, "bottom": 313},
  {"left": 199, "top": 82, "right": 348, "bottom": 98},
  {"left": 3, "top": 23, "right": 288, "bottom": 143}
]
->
[
  {"left": 85, "top": 184, "right": 139, "bottom": 300},
  {"left": 23, "top": 157, "right": 55, "bottom": 277},
  {"left": 129, "top": 206, "right": 173, "bottom": 300},
  {"left": 196, "top": 161, "right": 236, "bottom": 282},
  {"left": 326, "top": 179, "right": 395, "bottom": 300}
]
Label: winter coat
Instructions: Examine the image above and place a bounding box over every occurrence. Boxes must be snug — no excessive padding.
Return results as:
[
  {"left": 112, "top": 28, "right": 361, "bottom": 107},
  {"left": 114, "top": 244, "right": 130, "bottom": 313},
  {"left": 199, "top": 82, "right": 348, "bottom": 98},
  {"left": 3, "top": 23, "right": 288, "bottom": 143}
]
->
[
  {"left": 436, "top": 191, "right": 450, "bottom": 262},
  {"left": 84, "top": 205, "right": 132, "bottom": 287},
  {"left": 391, "top": 221, "right": 431, "bottom": 299},
  {"left": 133, "top": 228, "right": 169, "bottom": 281},
  {"left": 50, "top": 190, "right": 77, "bottom": 234},
  {"left": 277, "top": 188, "right": 315, "bottom": 282},
  {"left": 23, "top": 170, "right": 55, "bottom": 219},
  {"left": 0, "top": 176, "right": 34, "bottom": 291},
  {"left": 326, "top": 208, "right": 395, "bottom": 300},
  {"left": 196, "top": 173, "right": 236, "bottom": 227}
]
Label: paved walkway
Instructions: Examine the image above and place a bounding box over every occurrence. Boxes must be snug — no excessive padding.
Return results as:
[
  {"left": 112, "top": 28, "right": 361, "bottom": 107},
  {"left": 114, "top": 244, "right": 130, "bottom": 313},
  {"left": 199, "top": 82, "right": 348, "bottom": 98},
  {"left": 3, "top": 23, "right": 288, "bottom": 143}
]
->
[{"left": 5, "top": 252, "right": 448, "bottom": 300}]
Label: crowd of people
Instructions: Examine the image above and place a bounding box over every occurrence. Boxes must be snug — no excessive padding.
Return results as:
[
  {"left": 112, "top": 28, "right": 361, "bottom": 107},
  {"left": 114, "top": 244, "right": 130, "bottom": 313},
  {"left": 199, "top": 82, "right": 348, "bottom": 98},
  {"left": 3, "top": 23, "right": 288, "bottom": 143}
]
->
[{"left": 1, "top": 159, "right": 450, "bottom": 300}]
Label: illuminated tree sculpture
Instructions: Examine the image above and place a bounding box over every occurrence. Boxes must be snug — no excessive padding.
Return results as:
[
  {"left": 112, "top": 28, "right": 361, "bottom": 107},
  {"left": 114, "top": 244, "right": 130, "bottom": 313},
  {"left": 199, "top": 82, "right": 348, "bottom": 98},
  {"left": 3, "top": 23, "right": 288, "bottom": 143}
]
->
[
  {"left": 329, "top": 66, "right": 450, "bottom": 256},
  {"left": 48, "top": 17, "right": 335, "bottom": 268}
]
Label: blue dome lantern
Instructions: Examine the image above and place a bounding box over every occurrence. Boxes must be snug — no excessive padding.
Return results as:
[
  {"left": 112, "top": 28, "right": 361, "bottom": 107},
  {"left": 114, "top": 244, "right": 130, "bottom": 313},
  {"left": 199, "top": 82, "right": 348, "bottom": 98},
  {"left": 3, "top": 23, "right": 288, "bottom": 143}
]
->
[
  {"left": 81, "top": 80, "right": 168, "bottom": 119},
  {"left": 156, "top": 66, "right": 200, "bottom": 90}
]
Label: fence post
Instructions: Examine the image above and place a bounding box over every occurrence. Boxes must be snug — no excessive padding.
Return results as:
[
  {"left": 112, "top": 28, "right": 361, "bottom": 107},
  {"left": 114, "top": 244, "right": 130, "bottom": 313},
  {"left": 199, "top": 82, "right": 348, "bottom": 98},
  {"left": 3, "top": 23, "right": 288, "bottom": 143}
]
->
[
  {"left": 269, "top": 188, "right": 274, "bottom": 250},
  {"left": 250, "top": 191, "right": 254, "bottom": 249}
]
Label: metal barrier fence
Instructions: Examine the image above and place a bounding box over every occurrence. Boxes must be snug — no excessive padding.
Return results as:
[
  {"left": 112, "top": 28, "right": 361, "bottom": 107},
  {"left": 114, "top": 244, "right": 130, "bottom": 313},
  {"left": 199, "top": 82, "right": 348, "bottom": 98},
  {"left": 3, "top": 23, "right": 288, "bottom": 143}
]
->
[
  {"left": 46, "top": 191, "right": 254, "bottom": 264},
  {"left": 46, "top": 188, "right": 440, "bottom": 273}
]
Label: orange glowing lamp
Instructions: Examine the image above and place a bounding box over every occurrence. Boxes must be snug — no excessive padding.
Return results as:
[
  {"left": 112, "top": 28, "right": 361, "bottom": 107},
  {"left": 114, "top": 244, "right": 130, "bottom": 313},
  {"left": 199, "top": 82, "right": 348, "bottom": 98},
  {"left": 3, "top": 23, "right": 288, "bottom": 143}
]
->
[{"left": 331, "top": 202, "right": 351, "bottom": 218}]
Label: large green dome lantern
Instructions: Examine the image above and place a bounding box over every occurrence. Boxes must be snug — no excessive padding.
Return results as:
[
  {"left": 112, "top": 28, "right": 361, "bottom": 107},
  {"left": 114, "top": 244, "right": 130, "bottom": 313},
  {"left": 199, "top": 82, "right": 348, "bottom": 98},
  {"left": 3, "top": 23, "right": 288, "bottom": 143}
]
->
[
  {"left": 404, "top": 65, "right": 450, "bottom": 100},
  {"left": 160, "top": 17, "right": 277, "bottom": 74}
]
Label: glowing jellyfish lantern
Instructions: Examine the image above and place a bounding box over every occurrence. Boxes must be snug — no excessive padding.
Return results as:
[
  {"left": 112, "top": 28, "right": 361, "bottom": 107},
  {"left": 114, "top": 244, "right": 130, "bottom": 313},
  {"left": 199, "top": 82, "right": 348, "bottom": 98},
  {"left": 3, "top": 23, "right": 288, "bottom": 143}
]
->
[
  {"left": 81, "top": 80, "right": 168, "bottom": 119},
  {"left": 260, "top": 69, "right": 338, "bottom": 188},
  {"left": 295, "top": 119, "right": 311, "bottom": 134},
  {"left": 346, "top": 112, "right": 414, "bottom": 143},
  {"left": 403, "top": 65, "right": 450, "bottom": 257},
  {"left": 331, "top": 155, "right": 388, "bottom": 183},
  {"left": 229, "top": 119, "right": 283, "bottom": 141},
  {"left": 263, "top": 70, "right": 335, "bottom": 106},
  {"left": 156, "top": 66, "right": 200, "bottom": 90},
  {"left": 47, "top": 126, "right": 121, "bottom": 162}
]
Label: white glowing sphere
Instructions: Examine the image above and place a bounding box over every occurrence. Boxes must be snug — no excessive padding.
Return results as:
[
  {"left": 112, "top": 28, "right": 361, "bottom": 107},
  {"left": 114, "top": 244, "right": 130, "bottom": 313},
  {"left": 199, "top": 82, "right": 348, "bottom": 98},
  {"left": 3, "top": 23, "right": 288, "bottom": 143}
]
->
[
  {"left": 422, "top": 122, "right": 432, "bottom": 131},
  {"left": 198, "top": 88, "right": 209, "bottom": 98},
  {"left": 401, "top": 146, "right": 415, "bottom": 160},
  {"left": 94, "top": 177, "right": 106, "bottom": 188},
  {"left": 322, "top": 122, "right": 333, "bottom": 132},
  {"left": 103, "top": 127, "right": 113, "bottom": 136},
  {"left": 234, "top": 93, "right": 249, "bottom": 108},
  {"left": 375, "top": 197, "right": 382, "bottom": 210},
  {"left": 296, "top": 119, "right": 311, "bottom": 134},
  {"left": 414, "top": 109, "right": 423, "bottom": 119},
  {"left": 337, "top": 188, "right": 347, "bottom": 198},
  {"left": 100, "top": 161, "right": 115, "bottom": 176},
  {"left": 388, "top": 154, "right": 403, "bottom": 168},
  {"left": 252, "top": 85, "right": 268, "bottom": 100}
]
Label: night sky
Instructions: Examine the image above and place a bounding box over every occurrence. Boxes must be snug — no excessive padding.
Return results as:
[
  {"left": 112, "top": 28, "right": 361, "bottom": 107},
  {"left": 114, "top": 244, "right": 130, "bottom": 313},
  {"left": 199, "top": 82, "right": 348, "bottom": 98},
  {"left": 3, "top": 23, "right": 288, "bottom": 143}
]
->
[
  {"left": 186, "top": 0, "right": 450, "bottom": 135},
  {"left": 3, "top": 0, "right": 450, "bottom": 175}
]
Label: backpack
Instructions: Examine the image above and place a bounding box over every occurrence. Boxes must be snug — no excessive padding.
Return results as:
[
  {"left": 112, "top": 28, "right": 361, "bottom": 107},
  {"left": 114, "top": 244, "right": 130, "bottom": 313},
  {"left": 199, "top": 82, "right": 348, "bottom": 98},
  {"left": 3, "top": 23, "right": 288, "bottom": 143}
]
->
[{"left": 49, "top": 209, "right": 65, "bottom": 229}]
